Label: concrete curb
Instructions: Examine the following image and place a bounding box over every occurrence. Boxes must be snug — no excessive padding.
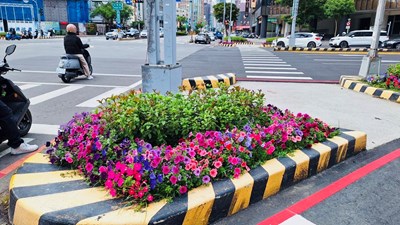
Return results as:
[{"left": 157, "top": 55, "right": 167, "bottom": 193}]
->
[
  {"left": 218, "top": 43, "right": 236, "bottom": 47},
  {"left": 8, "top": 130, "right": 366, "bottom": 225},
  {"left": 340, "top": 75, "right": 400, "bottom": 103},
  {"left": 181, "top": 73, "right": 236, "bottom": 90},
  {"left": 274, "top": 47, "right": 400, "bottom": 52}
]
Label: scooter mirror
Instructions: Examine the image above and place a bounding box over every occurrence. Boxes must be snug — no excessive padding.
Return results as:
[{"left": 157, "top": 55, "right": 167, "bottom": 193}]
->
[{"left": 5, "top": 45, "right": 16, "bottom": 56}]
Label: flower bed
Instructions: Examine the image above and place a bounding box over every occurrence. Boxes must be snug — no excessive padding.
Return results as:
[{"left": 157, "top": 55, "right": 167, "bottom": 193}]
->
[
  {"left": 364, "top": 63, "right": 400, "bottom": 92},
  {"left": 47, "top": 86, "right": 339, "bottom": 207}
]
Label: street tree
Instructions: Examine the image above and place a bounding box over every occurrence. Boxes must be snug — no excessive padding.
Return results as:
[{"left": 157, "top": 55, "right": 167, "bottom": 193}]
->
[
  {"left": 213, "top": 3, "right": 239, "bottom": 36},
  {"left": 324, "top": 0, "right": 356, "bottom": 36},
  {"left": 90, "top": 2, "right": 133, "bottom": 28},
  {"left": 275, "top": 0, "right": 327, "bottom": 31},
  {"left": 177, "top": 16, "right": 187, "bottom": 31}
]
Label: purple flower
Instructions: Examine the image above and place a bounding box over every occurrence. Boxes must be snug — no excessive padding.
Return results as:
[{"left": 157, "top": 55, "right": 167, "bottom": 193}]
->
[
  {"left": 183, "top": 156, "right": 191, "bottom": 164},
  {"left": 145, "top": 143, "right": 152, "bottom": 150},
  {"left": 243, "top": 124, "right": 252, "bottom": 133},
  {"left": 194, "top": 168, "right": 201, "bottom": 177},
  {"left": 157, "top": 174, "right": 163, "bottom": 183},
  {"left": 212, "top": 148, "right": 219, "bottom": 154},
  {"left": 202, "top": 175, "right": 211, "bottom": 184}
]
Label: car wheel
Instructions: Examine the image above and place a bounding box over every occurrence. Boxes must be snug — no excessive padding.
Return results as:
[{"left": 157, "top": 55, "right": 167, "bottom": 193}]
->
[
  {"left": 106, "top": 37, "right": 109, "bottom": 40},
  {"left": 277, "top": 41, "right": 285, "bottom": 47},
  {"left": 307, "top": 42, "right": 316, "bottom": 48},
  {"left": 378, "top": 41, "right": 383, "bottom": 48},
  {"left": 395, "top": 43, "right": 400, "bottom": 50},
  {"left": 339, "top": 41, "right": 349, "bottom": 48}
]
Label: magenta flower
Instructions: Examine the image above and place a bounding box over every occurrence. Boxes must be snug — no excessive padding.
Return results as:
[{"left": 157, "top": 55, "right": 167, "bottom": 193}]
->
[
  {"left": 162, "top": 166, "right": 170, "bottom": 175},
  {"left": 85, "top": 163, "right": 93, "bottom": 172},
  {"left": 170, "top": 175, "right": 178, "bottom": 185},
  {"left": 179, "top": 185, "right": 188, "bottom": 194},
  {"left": 202, "top": 175, "right": 211, "bottom": 184}
]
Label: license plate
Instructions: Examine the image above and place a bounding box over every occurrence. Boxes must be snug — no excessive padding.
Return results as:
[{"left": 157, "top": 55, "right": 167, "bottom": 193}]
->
[{"left": 56, "top": 68, "right": 66, "bottom": 74}]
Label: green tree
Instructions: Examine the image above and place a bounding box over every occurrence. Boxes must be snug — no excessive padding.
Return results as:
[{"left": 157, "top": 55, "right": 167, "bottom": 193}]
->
[
  {"left": 213, "top": 3, "right": 239, "bottom": 36},
  {"left": 324, "top": 0, "right": 355, "bottom": 36},
  {"left": 90, "top": 2, "right": 133, "bottom": 27},
  {"left": 275, "top": 0, "right": 327, "bottom": 31},
  {"left": 131, "top": 20, "right": 144, "bottom": 30},
  {"left": 177, "top": 15, "right": 187, "bottom": 31}
]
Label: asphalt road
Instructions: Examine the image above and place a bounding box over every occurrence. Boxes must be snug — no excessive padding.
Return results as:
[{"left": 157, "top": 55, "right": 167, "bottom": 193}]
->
[{"left": 0, "top": 36, "right": 399, "bottom": 225}]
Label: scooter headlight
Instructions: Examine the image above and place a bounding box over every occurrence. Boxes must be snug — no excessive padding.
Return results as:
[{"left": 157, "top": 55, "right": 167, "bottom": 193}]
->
[{"left": 58, "top": 61, "right": 65, "bottom": 68}]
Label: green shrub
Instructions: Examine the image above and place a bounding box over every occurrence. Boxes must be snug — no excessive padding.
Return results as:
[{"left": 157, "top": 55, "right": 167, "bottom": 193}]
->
[
  {"left": 387, "top": 63, "right": 400, "bottom": 78},
  {"left": 266, "top": 37, "right": 277, "bottom": 43},
  {"left": 176, "top": 31, "right": 187, "bottom": 36},
  {"left": 99, "top": 85, "right": 268, "bottom": 146},
  {"left": 86, "top": 23, "right": 97, "bottom": 35},
  {"left": 0, "top": 32, "right": 6, "bottom": 37},
  {"left": 223, "top": 36, "right": 247, "bottom": 42}
]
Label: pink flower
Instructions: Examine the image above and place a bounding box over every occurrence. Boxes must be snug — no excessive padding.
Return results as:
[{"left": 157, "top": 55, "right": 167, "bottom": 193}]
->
[
  {"left": 179, "top": 186, "right": 188, "bottom": 194},
  {"left": 105, "top": 179, "right": 113, "bottom": 189},
  {"left": 170, "top": 175, "right": 178, "bottom": 184},
  {"left": 117, "top": 178, "right": 124, "bottom": 187},
  {"left": 67, "top": 139, "right": 75, "bottom": 146},
  {"left": 147, "top": 195, "right": 154, "bottom": 202},
  {"left": 85, "top": 163, "right": 93, "bottom": 172},
  {"left": 99, "top": 166, "right": 107, "bottom": 173},
  {"left": 172, "top": 166, "right": 180, "bottom": 174},
  {"left": 134, "top": 163, "right": 142, "bottom": 171},
  {"left": 109, "top": 188, "right": 117, "bottom": 197},
  {"left": 65, "top": 156, "right": 73, "bottom": 164},
  {"left": 162, "top": 165, "right": 170, "bottom": 175},
  {"left": 195, "top": 133, "right": 203, "bottom": 140},
  {"left": 214, "top": 161, "right": 222, "bottom": 168},
  {"left": 210, "top": 169, "right": 218, "bottom": 178}
]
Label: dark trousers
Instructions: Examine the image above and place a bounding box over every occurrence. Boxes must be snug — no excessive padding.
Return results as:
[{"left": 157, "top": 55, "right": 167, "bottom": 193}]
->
[{"left": 0, "top": 100, "right": 23, "bottom": 148}]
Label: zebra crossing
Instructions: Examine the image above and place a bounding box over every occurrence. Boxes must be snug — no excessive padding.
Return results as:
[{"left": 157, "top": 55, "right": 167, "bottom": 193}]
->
[{"left": 238, "top": 45, "right": 312, "bottom": 80}]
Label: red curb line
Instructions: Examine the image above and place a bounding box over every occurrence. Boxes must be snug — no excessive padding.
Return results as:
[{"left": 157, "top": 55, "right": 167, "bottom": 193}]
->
[
  {"left": 236, "top": 78, "right": 339, "bottom": 84},
  {"left": 258, "top": 149, "right": 400, "bottom": 225},
  {"left": 0, "top": 145, "right": 46, "bottom": 179}
]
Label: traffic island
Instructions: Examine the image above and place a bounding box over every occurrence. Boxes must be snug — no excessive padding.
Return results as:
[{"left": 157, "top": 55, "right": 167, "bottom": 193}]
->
[
  {"left": 340, "top": 75, "right": 400, "bottom": 103},
  {"left": 181, "top": 73, "right": 236, "bottom": 90},
  {"left": 273, "top": 47, "right": 400, "bottom": 53},
  {"left": 8, "top": 130, "right": 366, "bottom": 225}
]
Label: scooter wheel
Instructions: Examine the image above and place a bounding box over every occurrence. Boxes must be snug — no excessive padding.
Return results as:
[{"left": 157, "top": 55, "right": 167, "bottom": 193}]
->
[
  {"left": 19, "top": 109, "right": 32, "bottom": 137},
  {"left": 61, "top": 74, "right": 71, "bottom": 83}
]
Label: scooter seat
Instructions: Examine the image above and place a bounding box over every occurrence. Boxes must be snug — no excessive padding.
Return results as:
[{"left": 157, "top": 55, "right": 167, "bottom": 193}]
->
[{"left": 62, "top": 54, "right": 80, "bottom": 60}]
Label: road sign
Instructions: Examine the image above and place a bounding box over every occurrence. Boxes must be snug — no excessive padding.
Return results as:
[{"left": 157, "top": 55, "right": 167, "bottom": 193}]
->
[
  {"left": 125, "top": 0, "right": 132, "bottom": 5},
  {"left": 116, "top": 10, "right": 121, "bottom": 24},
  {"left": 112, "top": 1, "right": 123, "bottom": 10}
]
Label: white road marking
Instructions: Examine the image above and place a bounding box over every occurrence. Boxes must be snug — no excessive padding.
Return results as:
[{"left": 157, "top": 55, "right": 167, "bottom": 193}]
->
[
  {"left": 315, "top": 59, "right": 400, "bottom": 63},
  {"left": 17, "top": 70, "right": 142, "bottom": 77},
  {"left": 30, "top": 85, "right": 84, "bottom": 105},
  {"left": 14, "top": 81, "right": 126, "bottom": 88},
  {"left": 247, "top": 75, "right": 311, "bottom": 79},
  {"left": 243, "top": 61, "right": 286, "bottom": 63},
  {"left": 246, "top": 71, "right": 305, "bottom": 74},
  {"left": 77, "top": 80, "right": 142, "bottom": 107},
  {"left": 245, "top": 67, "right": 297, "bottom": 70},
  {"left": 242, "top": 58, "right": 283, "bottom": 61},
  {"left": 244, "top": 64, "right": 292, "bottom": 67},
  {"left": 29, "top": 124, "right": 60, "bottom": 136},
  {"left": 18, "top": 84, "right": 40, "bottom": 90},
  {"left": 242, "top": 56, "right": 279, "bottom": 59},
  {"left": 280, "top": 215, "right": 316, "bottom": 225}
]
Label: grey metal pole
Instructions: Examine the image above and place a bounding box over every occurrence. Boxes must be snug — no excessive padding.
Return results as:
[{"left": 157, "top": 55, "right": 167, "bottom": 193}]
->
[
  {"left": 288, "top": 0, "right": 299, "bottom": 48},
  {"left": 154, "top": 0, "right": 160, "bottom": 64},
  {"left": 164, "top": 0, "right": 176, "bottom": 65},
  {"left": 145, "top": 0, "right": 157, "bottom": 64},
  {"left": 228, "top": 1, "right": 232, "bottom": 42},
  {"left": 223, "top": 0, "right": 226, "bottom": 39},
  {"left": 358, "top": 0, "right": 386, "bottom": 77}
]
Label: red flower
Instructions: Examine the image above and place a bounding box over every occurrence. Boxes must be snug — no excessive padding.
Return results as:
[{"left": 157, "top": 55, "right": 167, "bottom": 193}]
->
[{"left": 210, "top": 169, "right": 218, "bottom": 178}]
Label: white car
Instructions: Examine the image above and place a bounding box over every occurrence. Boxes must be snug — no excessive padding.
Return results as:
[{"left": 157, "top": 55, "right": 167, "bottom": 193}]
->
[
  {"left": 272, "top": 32, "right": 322, "bottom": 48},
  {"left": 140, "top": 29, "right": 147, "bottom": 38},
  {"left": 329, "top": 30, "right": 389, "bottom": 48},
  {"left": 208, "top": 32, "right": 216, "bottom": 41}
]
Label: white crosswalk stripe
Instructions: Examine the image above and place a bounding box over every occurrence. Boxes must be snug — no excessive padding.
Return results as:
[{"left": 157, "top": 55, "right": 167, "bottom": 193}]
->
[{"left": 238, "top": 45, "right": 312, "bottom": 80}]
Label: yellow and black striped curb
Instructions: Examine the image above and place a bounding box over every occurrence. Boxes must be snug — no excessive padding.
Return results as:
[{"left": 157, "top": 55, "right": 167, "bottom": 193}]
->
[
  {"left": 8, "top": 130, "right": 366, "bottom": 225},
  {"left": 261, "top": 43, "right": 273, "bottom": 47},
  {"left": 181, "top": 73, "right": 236, "bottom": 90},
  {"left": 274, "top": 47, "right": 400, "bottom": 52},
  {"left": 219, "top": 43, "right": 236, "bottom": 47},
  {"left": 340, "top": 75, "right": 400, "bottom": 103}
]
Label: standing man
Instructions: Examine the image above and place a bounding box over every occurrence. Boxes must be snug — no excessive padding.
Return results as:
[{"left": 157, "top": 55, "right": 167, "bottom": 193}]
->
[{"left": 63, "top": 24, "right": 93, "bottom": 79}]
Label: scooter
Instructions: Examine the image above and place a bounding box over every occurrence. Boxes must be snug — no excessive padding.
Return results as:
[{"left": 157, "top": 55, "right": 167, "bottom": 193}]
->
[
  {"left": 0, "top": 45, "right": 32, "bottom": 143},
  {"left": 56, "top": 44, "right": 93, "bottom": 83}
]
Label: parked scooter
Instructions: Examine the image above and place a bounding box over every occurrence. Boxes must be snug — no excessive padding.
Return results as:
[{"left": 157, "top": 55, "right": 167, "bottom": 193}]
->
[
  {"left": 0, "top": 45, "right": 33, "bottom": 143},
  {"left": 56, "top": 43, "right": 93, "bottom": 83}
]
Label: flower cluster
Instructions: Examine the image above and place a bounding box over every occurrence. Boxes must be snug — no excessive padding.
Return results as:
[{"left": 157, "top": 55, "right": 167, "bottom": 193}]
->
[
  {"left": 385, "top": 74, "right": 400, "bottom": 90},
  {"left": 47, "top": 104, "right": 339, "bottom": 206}
]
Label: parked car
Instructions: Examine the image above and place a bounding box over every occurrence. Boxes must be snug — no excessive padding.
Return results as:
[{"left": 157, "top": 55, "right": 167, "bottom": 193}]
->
[
  {"left": 381, "top": 37, "right": 400, "bottom": 50},
  {"left": 272, "top": 32, "right": 322, "bottom": 48},
  {"left": 126, "top": 28, "right": 140, "bottom": 38},
  {"left": 140, "top": 29, "right": 148, "bottom": 38},
  {"left": 207, "top": 32, "right": 216, "bottom": 41},
  {"left": 214, "top": 31, "right": 223, "bottom": 40},
  {"left": 195, "top": 33, "right": 211, "bottom": 44},
  {"left": 105, "top": 29, "right": 125, "bottom": 40},
  {"left": 329, "top": 30, "right": 389, "bottom": 48}
]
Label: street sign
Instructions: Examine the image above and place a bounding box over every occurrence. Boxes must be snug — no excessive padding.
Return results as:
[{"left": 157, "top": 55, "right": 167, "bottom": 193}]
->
[
  {"left": 125, "top": 0, "right": 132, "bottom": 5},
  {"left": 116, "top": 10, "right": 121, "bottom": 24},
  {"left": 112, "top": 1, "right": 123, "bottom": 10}
]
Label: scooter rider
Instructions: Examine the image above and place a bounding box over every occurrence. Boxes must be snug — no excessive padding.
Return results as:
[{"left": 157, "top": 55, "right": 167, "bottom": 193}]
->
[
  {"left": 0, "top": 100, "right": 38, "bottom": 154},
  {"left": 64, "top": 24, "right": 93, "bottom": 80}
]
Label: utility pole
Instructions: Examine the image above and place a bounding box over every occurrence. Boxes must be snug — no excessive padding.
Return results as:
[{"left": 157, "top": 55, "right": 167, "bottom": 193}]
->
[
  {"left": 288, "top": 0, "right": 299, "bottom": 48},
  {"left": 223, "top": 0, "right": 226, "bottom": 40},
  {"left": 141, "top": 0, "right": 182, "bottom": 94},
  {"left": 228, "top": 1, "right": 232, "bottom": 43},
  {"left": 359, "top": 0, "right": 385, "bottom": 77}
]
